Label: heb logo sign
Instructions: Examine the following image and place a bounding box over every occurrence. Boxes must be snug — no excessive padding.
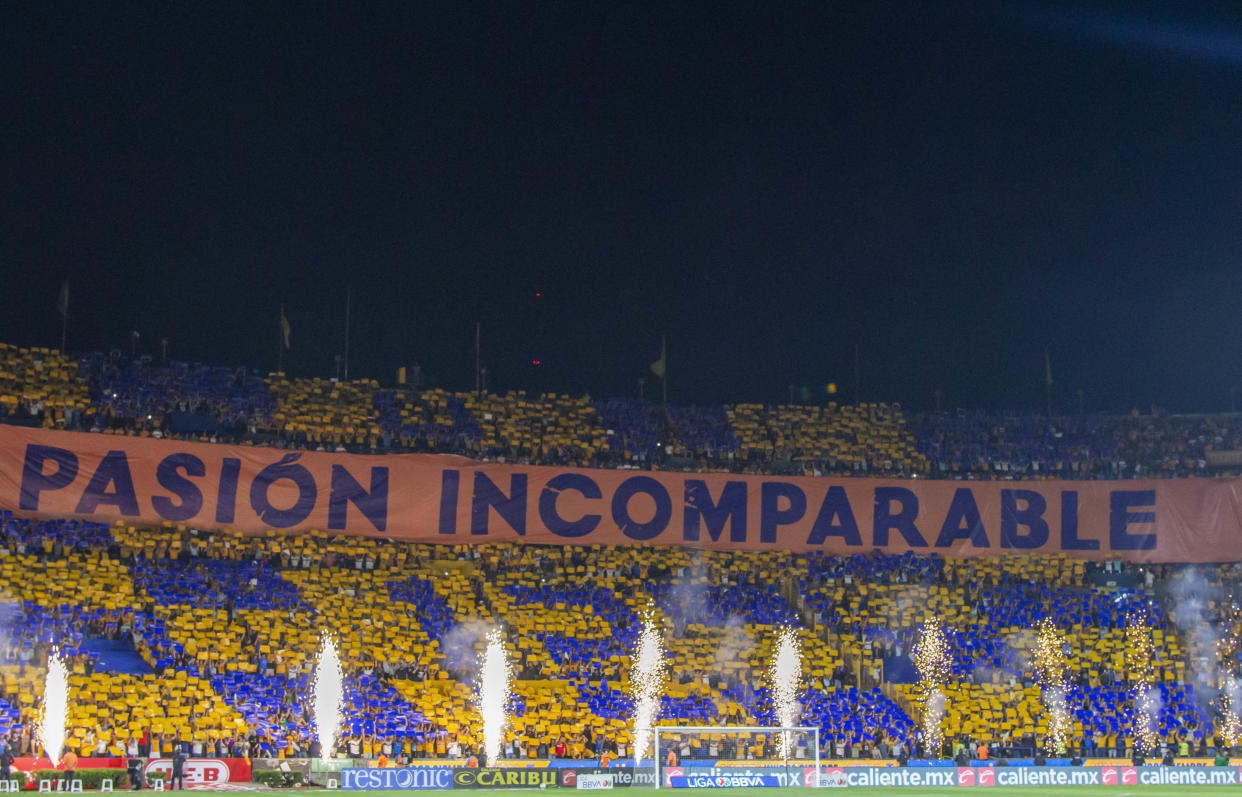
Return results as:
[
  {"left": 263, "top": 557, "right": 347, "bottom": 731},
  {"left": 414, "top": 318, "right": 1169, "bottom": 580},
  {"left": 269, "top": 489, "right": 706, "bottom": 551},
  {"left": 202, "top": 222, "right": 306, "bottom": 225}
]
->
[
  {"left": 1100, "top": 766, "right": 1137, "bottom": 786},
  {"left": 143, "top": 758, "right": 248, "bottom": 785},
  {"left": 669, "top": 775, "right": 781, "bottom": 788},
  {"left": 341, "top": 768, "right": 454, "bottom": 790}
]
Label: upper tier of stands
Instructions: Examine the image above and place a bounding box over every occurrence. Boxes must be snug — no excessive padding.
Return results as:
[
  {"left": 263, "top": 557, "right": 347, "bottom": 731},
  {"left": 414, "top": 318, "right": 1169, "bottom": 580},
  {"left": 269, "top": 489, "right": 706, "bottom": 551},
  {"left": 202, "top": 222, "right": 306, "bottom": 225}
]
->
[{"left": 2, "top": 342, "right": 1242, "bottom": 479}]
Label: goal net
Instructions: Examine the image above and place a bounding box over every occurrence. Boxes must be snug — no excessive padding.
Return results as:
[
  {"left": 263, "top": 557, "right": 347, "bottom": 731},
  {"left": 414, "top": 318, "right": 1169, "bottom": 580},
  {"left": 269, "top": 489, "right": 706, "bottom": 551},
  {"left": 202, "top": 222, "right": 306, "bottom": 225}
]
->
[{"left": 646, "top": 726, "right": 823, "bottom": 789}]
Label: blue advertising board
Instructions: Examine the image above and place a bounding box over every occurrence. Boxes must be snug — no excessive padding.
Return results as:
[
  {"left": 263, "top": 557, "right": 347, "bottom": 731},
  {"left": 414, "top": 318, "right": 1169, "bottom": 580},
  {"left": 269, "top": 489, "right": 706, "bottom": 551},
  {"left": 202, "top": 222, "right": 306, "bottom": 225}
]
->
[
  {"left": 340, "top": 767, "right": 455, "bottom": 790},
  {"left": 669, "top": 775, "right": 781, "bottom": 788}
]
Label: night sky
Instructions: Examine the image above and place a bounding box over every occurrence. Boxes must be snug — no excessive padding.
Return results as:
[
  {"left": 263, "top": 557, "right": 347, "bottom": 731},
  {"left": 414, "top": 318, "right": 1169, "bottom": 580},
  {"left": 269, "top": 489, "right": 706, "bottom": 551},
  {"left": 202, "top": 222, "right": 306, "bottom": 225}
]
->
[{"left": 4, "top": 2, "right": 1242, "bottom": 413}]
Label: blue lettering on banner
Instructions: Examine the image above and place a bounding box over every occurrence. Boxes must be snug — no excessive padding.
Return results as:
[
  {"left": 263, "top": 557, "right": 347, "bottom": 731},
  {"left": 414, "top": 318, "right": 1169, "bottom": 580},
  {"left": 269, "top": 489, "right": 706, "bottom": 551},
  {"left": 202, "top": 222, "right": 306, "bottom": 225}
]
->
[
  {"left": 935, "top": 488, "right": 989, "bottom": 548},
  {"left": 873, "top": 487, "right": 927, "bottom": 547},
  {"left": 806, "top": 485, "right": 863, "bottom": 547},
  {"left": 540, "top": 473, "right": 603, "bottom": 538},
  {"left": 1109, "top": 490, "right": 1157, "bottom": 550},
  {"left": 328, "top": 465, "right": 389, "bottom": 531},
  {"left": 471, "top": 472, "right": 527, "bottom": 536},
  {"left": 760, "top": 482, "right": 805, "bottom": 543},
  {"left": 1001, "top": 489, "right": 1049, "bottom": 549},
  {"left": 684, "top": 480, "right": 747, "bottom": 543},
  {"left": 153, "top": 453, "right": 206, "bottom": 521},
  {"left": 669, "top": 775, "right": 781, "bottom": 788},
  {"left": 613, "top": 476, "right": 672, "bottom": 541},
  {"left": 1059, "top": 491, "right": 1099, "bottom": 551},
  {"left": 19, "top": 444, "right": 79, "bottom": 510},
  {"left": 340, "top": 767, "right": 454, "bottom": 790},
  {"left": 75, "top": 450, "right": 140, "bottom": 515}
]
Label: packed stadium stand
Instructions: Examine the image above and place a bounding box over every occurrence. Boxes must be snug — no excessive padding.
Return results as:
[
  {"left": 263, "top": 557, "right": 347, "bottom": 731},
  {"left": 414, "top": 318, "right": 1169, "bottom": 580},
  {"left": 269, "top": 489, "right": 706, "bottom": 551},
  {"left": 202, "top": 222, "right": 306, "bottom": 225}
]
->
[{"left": 1, "top": 341, "right": 1240, "bottom": 766}]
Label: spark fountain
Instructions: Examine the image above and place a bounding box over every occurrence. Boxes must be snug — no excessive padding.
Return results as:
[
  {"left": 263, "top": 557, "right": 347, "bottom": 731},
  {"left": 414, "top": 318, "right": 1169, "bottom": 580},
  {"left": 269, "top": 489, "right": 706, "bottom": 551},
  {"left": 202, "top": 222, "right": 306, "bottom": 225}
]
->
[
  {"left": 1218, "top": 610, "right": 1242, "bottom": 745},
  {"left": 914, "top": 617, "right": 950, "bottom": 757},
  {"left": 767, "top": 627, "right": 802, "bottom": 759},
  {"left": 477, "top": 627, "right": 512, "bottom": 765},
  {"left": 1222, "top": 676, "right": 1242, "bottom": 746},
  {"left": 1126, "top": 612, "right": 1160, "bottom": 755},
  {"left": 1034, "top": 619, "right": 1071, "bottom": 755},
  {"left": 39, "top": 648, "right": 68, "bottom": 766},
  {"left": 630, "top": 612, "right": 668, "bottom": 766},
  {"left": 312, "top": 635, "right": 345, "bottom": 763}
]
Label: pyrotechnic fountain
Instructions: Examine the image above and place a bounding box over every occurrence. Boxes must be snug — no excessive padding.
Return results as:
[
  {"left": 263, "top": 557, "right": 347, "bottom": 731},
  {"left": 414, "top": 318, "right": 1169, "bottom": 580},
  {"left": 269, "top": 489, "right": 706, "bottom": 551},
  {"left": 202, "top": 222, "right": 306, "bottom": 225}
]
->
[
  {"left": 312, "top": 635, "right": 345, "bottom": 763},
  {"left": 1218, "top": 610, "right": 1242, "bottom": 745},
  {"left": 1126, "top": 613, "right": 1160, "bottom": 755},
  {"left": 914, "top": 618, "right": 950, "bottom": 757},
  {"left": 767, "top": 627, "right": 802, "bottom": 759},
  {"left": 39, "top": 648, "right": 68, "bottom": 766},
  {"left": 631, "top": 612, "right": 668, "bottom": 766},
  {"left": 1221, "top": 676, "right": 1242, "bottom": 746},
  {"left": 477, "top": 627, "right": 512, "bottom": 765},
  {"left": 1034, "top": 619, "right": 1071, "bottom": 755}
]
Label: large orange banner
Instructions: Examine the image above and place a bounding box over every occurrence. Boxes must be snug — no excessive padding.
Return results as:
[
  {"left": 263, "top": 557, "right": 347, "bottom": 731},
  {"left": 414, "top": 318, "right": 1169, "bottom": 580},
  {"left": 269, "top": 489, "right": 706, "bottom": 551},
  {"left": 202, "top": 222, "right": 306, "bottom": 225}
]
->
[{"left": 0, "top": 426, "right": 1239, "bottom": 561}]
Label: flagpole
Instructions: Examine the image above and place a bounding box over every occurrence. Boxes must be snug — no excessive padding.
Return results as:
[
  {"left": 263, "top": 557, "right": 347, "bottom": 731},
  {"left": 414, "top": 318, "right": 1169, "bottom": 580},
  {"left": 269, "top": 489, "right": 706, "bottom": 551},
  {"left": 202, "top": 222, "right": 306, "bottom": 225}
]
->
[
  {"left": 58, "top": 279, "right": 69, "bottom": 354},
  {"left": 343, "top": 286, "right": 352, "bottom": 381},
  {"left": 1045, "top": 347, "right": 1053, "bottom": 417},
  {"left": 661, "top": 334, "right": 668, "bottom": 405},
  {"left": 854, "top": 342, "right": 861, "bottom": 406}
]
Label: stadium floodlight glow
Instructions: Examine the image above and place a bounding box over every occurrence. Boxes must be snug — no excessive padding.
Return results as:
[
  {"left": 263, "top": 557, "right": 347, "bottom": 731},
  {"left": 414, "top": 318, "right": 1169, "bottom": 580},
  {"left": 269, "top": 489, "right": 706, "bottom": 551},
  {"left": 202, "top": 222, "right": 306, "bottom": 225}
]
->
[{"left": 643, "top": 726, "right": 820, "bottom": 790}]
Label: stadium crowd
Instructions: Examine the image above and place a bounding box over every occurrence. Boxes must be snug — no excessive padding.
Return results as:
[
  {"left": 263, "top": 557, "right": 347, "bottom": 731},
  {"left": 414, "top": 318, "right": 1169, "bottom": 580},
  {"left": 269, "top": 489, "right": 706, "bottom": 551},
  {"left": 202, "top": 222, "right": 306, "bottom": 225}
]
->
[
  {"left": 0, "top": 342, "right": 1240, "bottom": 766},
  {"left": 0, "top": 508, "right": 1236, "bottom": 764}
]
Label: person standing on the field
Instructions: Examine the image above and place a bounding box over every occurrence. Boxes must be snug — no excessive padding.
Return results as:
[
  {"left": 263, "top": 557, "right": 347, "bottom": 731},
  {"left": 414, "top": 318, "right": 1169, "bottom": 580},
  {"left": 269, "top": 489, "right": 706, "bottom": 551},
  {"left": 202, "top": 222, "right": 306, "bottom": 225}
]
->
[
  {"left": 171, "top": 741, "right": 188, "bottom": 790},
  {"left": 61, "top": 749, "right": 79, "bottom": 787},
  {"left": 0, "top": 739, "right": 12, "bottom": 785}
]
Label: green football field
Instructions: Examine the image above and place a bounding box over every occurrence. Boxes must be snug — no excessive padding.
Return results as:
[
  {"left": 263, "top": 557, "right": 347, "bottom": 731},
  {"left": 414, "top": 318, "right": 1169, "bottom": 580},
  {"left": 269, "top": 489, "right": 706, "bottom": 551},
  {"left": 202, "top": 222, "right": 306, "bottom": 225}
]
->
[{"left": 256, "top": 788, "right": 1242, "bottom": 797}]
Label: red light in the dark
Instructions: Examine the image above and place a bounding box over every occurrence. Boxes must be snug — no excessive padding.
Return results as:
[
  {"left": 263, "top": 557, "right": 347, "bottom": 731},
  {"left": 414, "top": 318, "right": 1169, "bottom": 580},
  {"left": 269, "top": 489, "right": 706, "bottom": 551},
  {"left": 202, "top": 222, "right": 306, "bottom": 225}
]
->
[
  {"left": 535, "top": 292, "right": 542, "bottom": 297},
  {"left": 531, "top": 360, "right": 542, "bottom": 366}
]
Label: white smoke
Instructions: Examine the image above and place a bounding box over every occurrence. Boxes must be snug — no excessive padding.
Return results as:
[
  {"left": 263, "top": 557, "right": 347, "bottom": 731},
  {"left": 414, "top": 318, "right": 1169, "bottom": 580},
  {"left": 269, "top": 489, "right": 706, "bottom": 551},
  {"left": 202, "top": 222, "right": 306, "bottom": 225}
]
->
[
  {"left": 442, "top": 619, "right": 496, "bottom": 674},
  {"left": 1168, "top": 568, "right": 1224, "bottom": 706}
]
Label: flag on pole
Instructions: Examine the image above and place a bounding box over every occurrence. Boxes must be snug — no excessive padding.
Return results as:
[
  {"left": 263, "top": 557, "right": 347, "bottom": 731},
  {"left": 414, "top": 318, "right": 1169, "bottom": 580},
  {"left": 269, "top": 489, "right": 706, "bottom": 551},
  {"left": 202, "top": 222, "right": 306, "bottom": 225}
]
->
[
  {"left": 57, "top": 279, "right": 69, "bottom": 318},
  {"left": 280, "top": 306, "right": 291, "bottom": 350},
  {"left": 650, "top": 339, "right": 666, "bottom": 378},
  {"left": 1044, "top": 347, "right": 1053, "bottom": 388}
]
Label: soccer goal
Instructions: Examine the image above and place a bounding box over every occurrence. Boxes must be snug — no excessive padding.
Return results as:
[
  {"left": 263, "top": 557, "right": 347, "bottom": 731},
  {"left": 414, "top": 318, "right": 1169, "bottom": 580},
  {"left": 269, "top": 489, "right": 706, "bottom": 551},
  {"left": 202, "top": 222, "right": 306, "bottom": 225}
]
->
[{"left": 645, "top": 726, "right": 822, "bottom": 789}]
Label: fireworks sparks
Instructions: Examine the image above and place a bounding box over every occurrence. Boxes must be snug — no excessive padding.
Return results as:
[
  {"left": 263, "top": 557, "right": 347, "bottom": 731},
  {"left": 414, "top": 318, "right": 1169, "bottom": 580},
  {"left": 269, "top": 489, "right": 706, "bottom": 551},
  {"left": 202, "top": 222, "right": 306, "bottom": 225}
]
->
[
  {"left": 1217, "top": 605, "right": 1242, "bottom": 666},
  {"left": 478, "top": 627, "right": 512, "bottom": 764},
  {"left": 38, "top": 648, "right": 68, "bottom": 767},
  {"left": 914, "top": 617, "right": 951, "bottom": 756},
  {"left": 767, "top": 627, "right": 803, "bottom": 758},
  {"left": 1216, "top": 606, "right": 1242, "bottom": 743},
  {"left": 312, "top": 634, "right": 344, "bottom": 764},
  {"left": 630, "top": 612, "right": 668, "bottom": 766},
  {"left": 1034, "top": 619, "right": 1071, "bottom": 755},
  {"left": 1222, "top": 676, "right": 1242, "bottom": 746},
  {"left": 1126, "top": 612, "right": 1160, "bottom": 755}
]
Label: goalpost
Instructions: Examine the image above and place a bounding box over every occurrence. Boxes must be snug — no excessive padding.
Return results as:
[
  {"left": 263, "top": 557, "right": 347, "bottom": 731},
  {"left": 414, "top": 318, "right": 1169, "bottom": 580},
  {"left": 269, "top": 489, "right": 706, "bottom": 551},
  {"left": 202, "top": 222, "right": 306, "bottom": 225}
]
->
[{"left": 645, "top": 726, "right": 821, "bottom": 789}]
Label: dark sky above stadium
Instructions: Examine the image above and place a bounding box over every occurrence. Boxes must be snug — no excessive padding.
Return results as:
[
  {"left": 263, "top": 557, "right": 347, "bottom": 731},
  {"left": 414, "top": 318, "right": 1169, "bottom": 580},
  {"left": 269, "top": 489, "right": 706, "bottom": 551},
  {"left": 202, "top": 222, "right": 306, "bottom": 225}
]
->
[{"left": 4, "top": 2, "right": 1242, "bottom": 413}]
